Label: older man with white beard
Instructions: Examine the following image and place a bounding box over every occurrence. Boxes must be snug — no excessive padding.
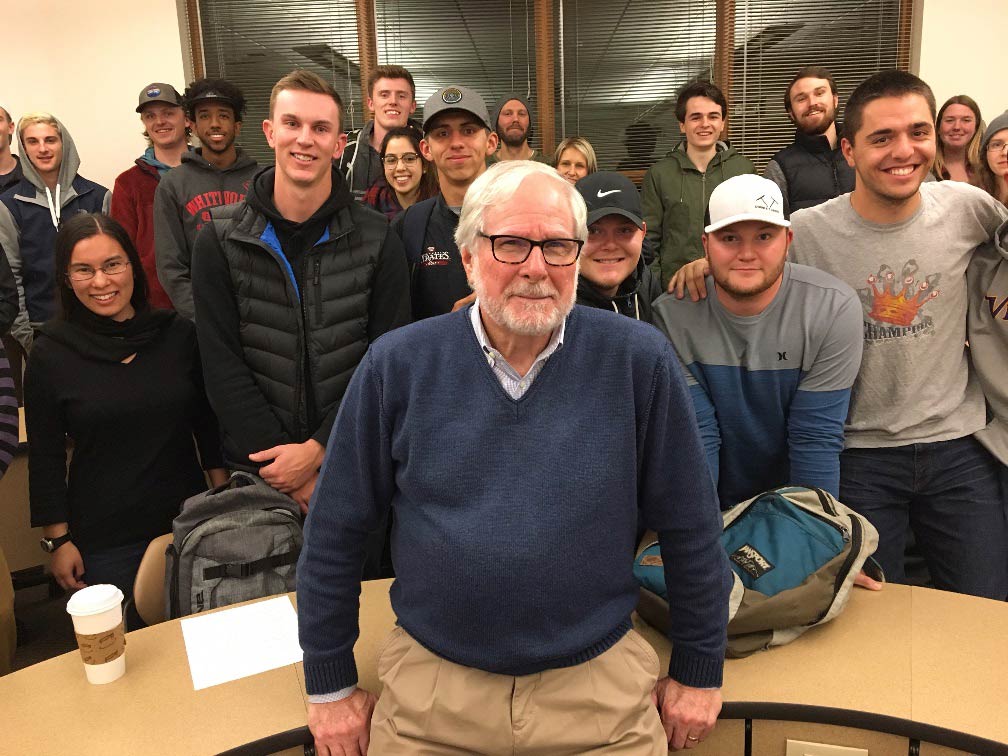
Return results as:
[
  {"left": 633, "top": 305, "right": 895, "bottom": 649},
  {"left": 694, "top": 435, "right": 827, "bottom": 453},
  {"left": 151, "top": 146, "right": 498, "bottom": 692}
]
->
[{"left": 296, "top": 160, "right": 732, "bottom": 755}]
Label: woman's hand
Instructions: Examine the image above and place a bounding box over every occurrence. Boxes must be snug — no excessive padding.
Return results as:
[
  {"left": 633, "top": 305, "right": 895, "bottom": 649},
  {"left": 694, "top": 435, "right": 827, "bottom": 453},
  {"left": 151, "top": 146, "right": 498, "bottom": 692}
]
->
[{"left": 50, "top": 542, "right": 87, "bottom": 591}]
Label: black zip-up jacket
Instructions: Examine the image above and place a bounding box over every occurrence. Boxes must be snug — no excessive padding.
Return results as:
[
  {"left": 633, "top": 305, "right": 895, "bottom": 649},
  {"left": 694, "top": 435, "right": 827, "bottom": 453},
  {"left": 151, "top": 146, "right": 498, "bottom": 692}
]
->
[
  {"left": 576, "top": 257, "right": 663, "bottom": 324},
  {"left": 192, "top": 166, "right": 410, "bottom": 470},
  {"left": 764, "top": 129, "right": 855, "bottom": 216}
]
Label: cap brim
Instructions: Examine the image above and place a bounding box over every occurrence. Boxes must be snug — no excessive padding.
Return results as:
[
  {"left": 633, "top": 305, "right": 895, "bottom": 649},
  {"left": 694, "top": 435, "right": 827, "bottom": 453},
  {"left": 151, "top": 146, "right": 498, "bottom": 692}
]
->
[
  {"left": 423, "top": 107, "right": 490, "bottom": 132},
  {"left": 136, "top": 98, "right": 180, "bottom": 113},
  {"left": 704, "top": 211, "right": 790, "bottom": 234},
  {"left": 586, "top": 207, "right": 645, "bottom": 229}
]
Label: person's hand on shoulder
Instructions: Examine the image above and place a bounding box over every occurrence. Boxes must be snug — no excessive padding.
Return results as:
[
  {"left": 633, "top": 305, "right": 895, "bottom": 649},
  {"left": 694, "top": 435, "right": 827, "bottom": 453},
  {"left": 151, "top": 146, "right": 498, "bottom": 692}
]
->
[
  {"left": 308, "top": 689, "right": 378, "bottom": 756},
  {"left": 653, "top": 676, "right": 721, "bottom": 750},
  {"left": 668, "top": 259, "right": 710, "bottom": 300}
]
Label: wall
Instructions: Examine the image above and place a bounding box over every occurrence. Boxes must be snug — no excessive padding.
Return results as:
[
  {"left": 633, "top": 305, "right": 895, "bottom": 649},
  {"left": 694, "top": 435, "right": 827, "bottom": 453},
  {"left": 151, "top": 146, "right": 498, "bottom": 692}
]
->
[
  {"left": 2, "top": 0, "right": 1005, "bottom": 192},
  {"left": 4, "top": 0, "right": 188, "bottom": 190},
  {"left": 916, "top": 0, "right": 1007, "bottom": 123}
]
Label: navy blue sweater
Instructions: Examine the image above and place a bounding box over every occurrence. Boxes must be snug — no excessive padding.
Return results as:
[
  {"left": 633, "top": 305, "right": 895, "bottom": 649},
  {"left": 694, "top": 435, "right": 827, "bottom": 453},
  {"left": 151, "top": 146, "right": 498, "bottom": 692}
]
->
[{"left": 297, "top": 305, "right": 731, "bottom": 694}]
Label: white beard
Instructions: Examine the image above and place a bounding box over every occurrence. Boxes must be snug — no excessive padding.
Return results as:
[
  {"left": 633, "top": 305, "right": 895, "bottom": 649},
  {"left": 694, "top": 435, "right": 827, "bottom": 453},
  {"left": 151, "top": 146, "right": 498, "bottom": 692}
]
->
[{"left": 469, "top": 254, "right": 577, "bottom": 336}]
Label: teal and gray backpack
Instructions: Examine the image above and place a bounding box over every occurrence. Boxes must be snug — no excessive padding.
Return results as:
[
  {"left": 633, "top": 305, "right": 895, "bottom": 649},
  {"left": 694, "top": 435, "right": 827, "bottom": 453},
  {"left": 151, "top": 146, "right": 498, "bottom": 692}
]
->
[
  {"left": 164, "top": 472, "right": 303, "bottom": 619},
  {"left": 635, "top": 486, "right": 882, "bottom": 657}
]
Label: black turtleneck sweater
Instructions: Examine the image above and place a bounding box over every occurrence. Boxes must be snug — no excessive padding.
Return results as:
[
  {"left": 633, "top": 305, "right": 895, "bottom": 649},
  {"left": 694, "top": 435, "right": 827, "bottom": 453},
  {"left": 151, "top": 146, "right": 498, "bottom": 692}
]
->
[{"left": 25, "top": 317, "right": 222, "bottom": 552}]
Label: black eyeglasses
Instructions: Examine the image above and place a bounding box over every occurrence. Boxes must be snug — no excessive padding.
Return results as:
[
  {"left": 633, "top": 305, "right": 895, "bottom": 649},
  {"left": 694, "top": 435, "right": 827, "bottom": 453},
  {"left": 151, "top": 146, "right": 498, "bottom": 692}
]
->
[
  {"left": 479, "top": 233, "right": 583, "bottom": 267},
  {"left": 66, "top": 259, "right": 131, "bottom": 282}
]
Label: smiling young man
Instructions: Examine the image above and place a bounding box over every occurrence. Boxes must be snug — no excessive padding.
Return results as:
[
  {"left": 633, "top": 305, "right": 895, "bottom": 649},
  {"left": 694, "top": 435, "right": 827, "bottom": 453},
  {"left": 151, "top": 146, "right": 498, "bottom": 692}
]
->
[
  {"left": 786, "top": 71, "right": 1008, "bottom": 598},
  {"left": 153, "top": 78, "right": 258, "bottom": 320},
  {"left": 653, "top": 174, "right": 862, "bottom": 510},
  {"left": 574, "top": 171, "right": 661, "bottom": 321},
  {"left": 0, "top": 113, "right": 110, "bottom": 351},
  {"left": 192, "top": 70, "right": 409, "bottom": 522},
  {"left": 338, "top": 65, "right": 417, "bottom": 202},
  {"left": 642, "top": 81, "right": 754, "bottom": 291},
  {"left": 764, "top": 66, "right": 855, "bottom": 216},
  {"left": 110, "top": 83, "right": 190, "bottom": 311},
  {"left": 392, "top": 85, "right": 499, "bottom": 320}
]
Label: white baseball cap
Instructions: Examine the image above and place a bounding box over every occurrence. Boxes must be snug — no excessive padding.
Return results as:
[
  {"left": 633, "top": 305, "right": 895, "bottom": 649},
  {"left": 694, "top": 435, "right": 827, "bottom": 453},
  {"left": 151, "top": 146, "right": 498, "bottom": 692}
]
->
[{"left": 704, "top": 174, "right": 790, "bottom": 233}]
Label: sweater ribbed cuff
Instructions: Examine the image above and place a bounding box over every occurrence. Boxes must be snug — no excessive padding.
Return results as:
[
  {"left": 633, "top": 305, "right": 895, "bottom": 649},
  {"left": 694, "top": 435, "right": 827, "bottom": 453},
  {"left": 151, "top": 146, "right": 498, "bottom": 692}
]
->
[
  {"left": 303, "top": 652, "right": 359, "bottom": 696},
  {"left": 668, "top": 647, "right": 724, "bottom": 689}
]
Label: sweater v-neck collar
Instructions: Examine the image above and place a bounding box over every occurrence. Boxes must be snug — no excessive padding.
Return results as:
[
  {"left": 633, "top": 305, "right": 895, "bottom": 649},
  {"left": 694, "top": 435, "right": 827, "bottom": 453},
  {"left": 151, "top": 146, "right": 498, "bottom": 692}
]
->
[{"left": 465, "top": 303, "right": 568, "bottom": 403}]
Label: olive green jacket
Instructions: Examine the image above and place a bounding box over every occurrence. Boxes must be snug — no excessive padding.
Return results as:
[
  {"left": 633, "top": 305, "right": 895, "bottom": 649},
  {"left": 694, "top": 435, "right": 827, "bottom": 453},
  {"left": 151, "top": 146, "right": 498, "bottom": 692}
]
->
[{"left": 642, "top": 141, "right": 754, "bottom": 288}]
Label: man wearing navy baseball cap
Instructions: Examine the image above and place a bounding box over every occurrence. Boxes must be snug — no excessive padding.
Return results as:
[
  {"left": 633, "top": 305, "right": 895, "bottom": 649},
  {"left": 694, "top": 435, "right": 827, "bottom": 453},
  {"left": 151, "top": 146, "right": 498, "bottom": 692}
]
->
[
  {"left": 391, "top": 85, "right": 499, "bottom": 320},
  {"left": 652, "top": 174, "right": 866, "bottom": 518},
  {"left": 574, "top": 171, "right": 662, "bottom": 322}
]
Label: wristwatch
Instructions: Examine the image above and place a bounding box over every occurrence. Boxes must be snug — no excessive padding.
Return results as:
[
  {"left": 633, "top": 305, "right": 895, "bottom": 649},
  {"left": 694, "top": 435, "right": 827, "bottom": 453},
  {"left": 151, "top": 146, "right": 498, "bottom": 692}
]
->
[{"left": 40, "top": 532, "right": 73, "bottom": 553}]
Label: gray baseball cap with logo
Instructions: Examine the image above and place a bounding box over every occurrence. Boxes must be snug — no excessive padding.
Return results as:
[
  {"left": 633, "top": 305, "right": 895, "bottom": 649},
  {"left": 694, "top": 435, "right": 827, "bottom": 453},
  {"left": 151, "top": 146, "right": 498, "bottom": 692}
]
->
[
  {"left": 422, "top": 86, "right": 491, "bottom": 132},
  {"left": 136, "top": 83, "right": 183, "bottom": 113}
]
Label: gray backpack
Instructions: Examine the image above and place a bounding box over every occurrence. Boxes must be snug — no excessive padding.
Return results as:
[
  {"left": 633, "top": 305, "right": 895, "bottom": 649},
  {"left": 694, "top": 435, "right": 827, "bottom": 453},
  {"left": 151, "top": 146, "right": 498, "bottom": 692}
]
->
[
  {"left": 164, "top": 472, "right": 303, "bottom": 619},
  {"left": 635, "top": 486, "right": 882, "bottom": 657}
]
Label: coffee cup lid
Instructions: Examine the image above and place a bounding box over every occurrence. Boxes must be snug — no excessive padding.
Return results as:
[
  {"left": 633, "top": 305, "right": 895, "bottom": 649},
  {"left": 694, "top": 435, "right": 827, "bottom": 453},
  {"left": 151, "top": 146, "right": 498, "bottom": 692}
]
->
[{"left": 66, "top": 584, "right": 125, "bottom": 617}]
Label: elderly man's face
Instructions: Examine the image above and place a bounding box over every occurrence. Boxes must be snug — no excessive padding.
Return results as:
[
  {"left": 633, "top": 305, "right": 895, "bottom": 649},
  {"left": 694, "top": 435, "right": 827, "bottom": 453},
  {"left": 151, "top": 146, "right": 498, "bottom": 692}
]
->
[{"left": 463, "top": 174, "right": 579, "bottom": 336}]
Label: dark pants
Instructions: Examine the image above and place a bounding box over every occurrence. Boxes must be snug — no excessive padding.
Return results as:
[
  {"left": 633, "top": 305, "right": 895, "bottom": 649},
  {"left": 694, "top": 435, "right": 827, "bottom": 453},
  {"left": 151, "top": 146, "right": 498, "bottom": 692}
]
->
[
  {"left": 81, "top": 540, "right": 150, "bottom": 629},
  {"left": 840, "top": 436, "right": 1008, "bottom": 600}
]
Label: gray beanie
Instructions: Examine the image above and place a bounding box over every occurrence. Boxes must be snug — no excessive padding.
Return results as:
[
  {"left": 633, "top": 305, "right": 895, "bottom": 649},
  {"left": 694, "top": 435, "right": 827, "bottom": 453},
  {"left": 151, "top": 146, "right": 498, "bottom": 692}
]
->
[
  {"left": 981, "top": 110, "right": 1008, "bottom": 154},
  {"left": 493, "top": 93, "right": 534, "bottom": 140}
]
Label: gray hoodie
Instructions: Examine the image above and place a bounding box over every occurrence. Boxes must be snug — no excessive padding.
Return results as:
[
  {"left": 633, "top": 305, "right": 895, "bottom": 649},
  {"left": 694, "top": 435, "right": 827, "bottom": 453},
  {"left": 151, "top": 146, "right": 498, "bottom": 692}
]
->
[
  {"left": 152, "top": 147, "right": 258, "bottom": 320},
  {"left": 0, "top": 117, "right": 110, "bottom": 349},
  {"left": 967, "top": 219, "right": 1008, "bottom": 465}
]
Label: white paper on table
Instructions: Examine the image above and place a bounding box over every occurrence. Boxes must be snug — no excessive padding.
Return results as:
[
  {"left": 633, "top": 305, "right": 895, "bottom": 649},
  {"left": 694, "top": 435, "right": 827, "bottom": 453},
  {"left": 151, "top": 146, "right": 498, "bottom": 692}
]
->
[{"left": 180, "top": 595, "right": 303, "bottom": 690}]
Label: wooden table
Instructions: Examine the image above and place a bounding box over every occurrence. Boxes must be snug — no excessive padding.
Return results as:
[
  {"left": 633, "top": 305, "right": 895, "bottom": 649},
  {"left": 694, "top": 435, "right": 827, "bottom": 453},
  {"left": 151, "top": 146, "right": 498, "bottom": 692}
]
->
[{"left": 1, "top": 581, "right": 1005, "bottom": 755}]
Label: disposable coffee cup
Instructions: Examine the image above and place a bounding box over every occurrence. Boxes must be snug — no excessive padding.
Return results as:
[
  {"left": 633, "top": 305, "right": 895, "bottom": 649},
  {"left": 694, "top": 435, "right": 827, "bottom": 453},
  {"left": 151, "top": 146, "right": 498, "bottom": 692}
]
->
[{"left": 66, "top": 584, "right": 127, "bottom": 684}]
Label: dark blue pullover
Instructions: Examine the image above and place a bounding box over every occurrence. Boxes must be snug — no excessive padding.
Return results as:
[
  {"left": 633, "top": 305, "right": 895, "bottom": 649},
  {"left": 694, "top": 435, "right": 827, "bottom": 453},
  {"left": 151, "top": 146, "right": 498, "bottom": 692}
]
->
[{"left": 297, "top": 305, "right": 732, "bottom": 694}]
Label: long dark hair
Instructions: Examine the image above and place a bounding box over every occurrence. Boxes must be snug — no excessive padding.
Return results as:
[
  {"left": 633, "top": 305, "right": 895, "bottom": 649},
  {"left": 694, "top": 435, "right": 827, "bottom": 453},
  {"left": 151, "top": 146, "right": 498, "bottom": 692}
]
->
[
  {"left": 379, "top": 125, "right": 439, "bottom": 202},
  {"left": 53, "top": 213, "right": 150, "bottom": 321}
]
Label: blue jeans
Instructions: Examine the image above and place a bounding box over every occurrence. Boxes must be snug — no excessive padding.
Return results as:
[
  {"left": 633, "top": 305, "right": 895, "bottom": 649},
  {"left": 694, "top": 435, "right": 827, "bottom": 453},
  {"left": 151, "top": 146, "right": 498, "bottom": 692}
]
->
[{"left": 840, "top": 436, "right": 1008, "bottom": 600}]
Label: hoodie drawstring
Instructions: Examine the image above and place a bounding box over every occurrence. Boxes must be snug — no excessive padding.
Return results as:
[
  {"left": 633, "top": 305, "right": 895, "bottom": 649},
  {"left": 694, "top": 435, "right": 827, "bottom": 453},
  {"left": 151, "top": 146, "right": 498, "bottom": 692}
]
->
[
  {"left": 45, "top": 184, "right": 61, "bottom": 228},
  {"left": 611, "top": 292, "right": 641, "bottom": 320}
]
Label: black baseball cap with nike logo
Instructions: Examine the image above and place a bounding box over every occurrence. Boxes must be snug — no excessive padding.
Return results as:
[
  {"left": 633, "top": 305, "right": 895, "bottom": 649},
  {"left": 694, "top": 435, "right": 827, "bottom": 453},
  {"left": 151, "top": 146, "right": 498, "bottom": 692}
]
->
[{"left": 575, "top": 171, "right": 644, "bottom": 229}]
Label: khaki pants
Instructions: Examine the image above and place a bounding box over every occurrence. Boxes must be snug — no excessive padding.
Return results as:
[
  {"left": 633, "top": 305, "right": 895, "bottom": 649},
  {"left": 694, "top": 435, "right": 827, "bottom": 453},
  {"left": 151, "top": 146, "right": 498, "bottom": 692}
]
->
[{"left": 369, "top": 626, "right": 667, "bottom": 755}]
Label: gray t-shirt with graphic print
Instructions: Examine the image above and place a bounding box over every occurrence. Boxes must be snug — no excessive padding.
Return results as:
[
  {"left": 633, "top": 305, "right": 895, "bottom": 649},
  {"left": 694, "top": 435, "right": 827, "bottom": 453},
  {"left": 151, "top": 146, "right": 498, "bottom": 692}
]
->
[{"left": 789, "top": 180, "right": 1008, "bottom": 449}]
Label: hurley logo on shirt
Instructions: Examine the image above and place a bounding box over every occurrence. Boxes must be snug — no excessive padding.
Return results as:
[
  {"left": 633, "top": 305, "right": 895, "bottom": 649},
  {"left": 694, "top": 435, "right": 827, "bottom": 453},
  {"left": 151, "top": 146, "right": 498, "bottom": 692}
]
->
[
  {"left": 420, "top": 247, "right": 451, "bottom": 267},
  {"left": 858, "top": 259, "right": 941, "bottom": 342}
]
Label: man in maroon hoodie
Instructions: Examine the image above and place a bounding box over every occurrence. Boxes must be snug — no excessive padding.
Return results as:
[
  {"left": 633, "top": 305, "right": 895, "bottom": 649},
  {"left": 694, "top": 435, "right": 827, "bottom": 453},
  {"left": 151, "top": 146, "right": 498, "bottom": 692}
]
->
[{"left": 110, "top": 83, "right": 190, "bottom": 310}]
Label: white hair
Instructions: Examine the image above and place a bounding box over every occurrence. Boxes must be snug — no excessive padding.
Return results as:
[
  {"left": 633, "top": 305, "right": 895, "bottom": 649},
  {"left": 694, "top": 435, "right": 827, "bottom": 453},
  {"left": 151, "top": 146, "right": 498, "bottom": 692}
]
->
[{"left": 454, "top": 160, "right": 588, "bottom": 252}]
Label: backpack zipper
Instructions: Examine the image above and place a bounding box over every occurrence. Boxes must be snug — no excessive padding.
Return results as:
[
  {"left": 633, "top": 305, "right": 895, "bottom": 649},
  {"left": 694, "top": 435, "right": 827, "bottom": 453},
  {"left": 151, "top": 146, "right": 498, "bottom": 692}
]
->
[{"left": 812, "top": 514, "right": 863, "bottom": 625}]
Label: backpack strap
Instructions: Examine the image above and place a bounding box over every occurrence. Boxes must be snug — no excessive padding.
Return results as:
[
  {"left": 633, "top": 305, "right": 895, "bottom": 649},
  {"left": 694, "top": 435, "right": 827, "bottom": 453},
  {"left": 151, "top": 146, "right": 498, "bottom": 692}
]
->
[
  {"left": 202, "top": 550, "right": 300, "bottom": 581},
  {"left": 401, "top": 197, "right": 437, "bottom": 264}
]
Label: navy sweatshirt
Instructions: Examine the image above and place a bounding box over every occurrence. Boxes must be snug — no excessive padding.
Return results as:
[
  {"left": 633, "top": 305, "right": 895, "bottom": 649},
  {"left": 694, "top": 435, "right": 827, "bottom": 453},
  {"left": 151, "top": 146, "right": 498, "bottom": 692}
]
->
[{"left": 297, "top": 305, "right": 732, "bottom": 694}]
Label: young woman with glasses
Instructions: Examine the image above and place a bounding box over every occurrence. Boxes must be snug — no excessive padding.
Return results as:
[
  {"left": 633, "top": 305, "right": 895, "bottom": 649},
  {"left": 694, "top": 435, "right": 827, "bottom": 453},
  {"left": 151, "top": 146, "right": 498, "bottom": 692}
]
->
[
  {"left": 363, "top": 125, "right": 438, "bottom": 220},
  {"left": 24, "top": 214, "right": 226, "bottom": 620}
]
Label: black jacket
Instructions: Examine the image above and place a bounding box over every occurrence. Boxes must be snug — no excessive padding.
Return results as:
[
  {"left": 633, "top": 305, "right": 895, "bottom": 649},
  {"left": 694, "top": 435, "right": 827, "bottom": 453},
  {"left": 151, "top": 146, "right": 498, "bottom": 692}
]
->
[
  {"left": 192, "top": 166, "right": 410, "bottom": 469},
  {"left": 576, "top": 257, "right": 663, "bottom": 324},
  {"left": 765, "top": 129, "right": 855, "bottom": 216}
]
